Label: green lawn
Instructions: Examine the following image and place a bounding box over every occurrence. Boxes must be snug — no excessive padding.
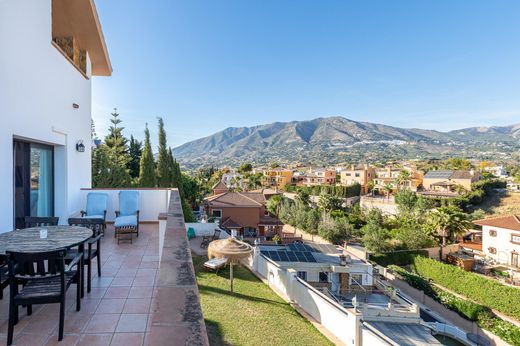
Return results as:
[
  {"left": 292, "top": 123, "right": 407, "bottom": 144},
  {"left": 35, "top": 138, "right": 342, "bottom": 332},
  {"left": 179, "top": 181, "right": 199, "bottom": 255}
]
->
[{"left": 193, "top": 256, "right": 333, "bottom": 346}]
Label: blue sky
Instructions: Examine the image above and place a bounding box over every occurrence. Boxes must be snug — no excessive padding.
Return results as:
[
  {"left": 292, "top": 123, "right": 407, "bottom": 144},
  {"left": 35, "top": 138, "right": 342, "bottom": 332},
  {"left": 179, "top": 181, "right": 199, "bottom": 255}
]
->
[{"left": 92, "top": 0, "right": 520, "bottom": 147}]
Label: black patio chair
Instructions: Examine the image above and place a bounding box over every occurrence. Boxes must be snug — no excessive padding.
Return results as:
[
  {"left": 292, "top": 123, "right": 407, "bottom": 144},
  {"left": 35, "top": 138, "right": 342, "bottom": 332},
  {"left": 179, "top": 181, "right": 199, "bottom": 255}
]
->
[
  {"left": 6, "top": 249, "right": 82, "bottom": 345},
  {"left": 0, "top": 259, "right": 8, "bottom": 299},
  {"left": 67, "top": 218, "right": 103, "bottom": 293},
  {"left": 23, "top": 216, "right": 59, "bottom": 228},
  {"left": 200, "top": 229, "right": 221, "bottom": 249}
]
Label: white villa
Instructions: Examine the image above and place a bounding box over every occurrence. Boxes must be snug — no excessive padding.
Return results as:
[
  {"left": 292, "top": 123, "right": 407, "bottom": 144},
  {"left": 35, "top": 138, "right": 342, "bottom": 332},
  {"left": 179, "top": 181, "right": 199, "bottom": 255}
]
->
[
  {"left": 0, "top": 0, "right": 112, "bottom": 230},
  {"left": 474, "top": 215, "right": 520, "bottom": 271}
]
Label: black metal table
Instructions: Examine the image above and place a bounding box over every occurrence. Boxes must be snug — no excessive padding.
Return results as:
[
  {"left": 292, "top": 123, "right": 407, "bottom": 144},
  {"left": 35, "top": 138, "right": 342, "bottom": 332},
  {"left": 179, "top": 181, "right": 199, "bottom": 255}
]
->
[{"left": 0, "top": 226, "right": 93, "bottom": 297}]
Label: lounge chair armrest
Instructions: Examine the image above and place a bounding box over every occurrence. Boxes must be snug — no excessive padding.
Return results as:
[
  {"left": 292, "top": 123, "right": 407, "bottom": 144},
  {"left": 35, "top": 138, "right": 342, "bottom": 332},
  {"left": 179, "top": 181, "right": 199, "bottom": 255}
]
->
[
  {"left": 103, "top": 210, "right": 107, "bottom": 220},
  {"left": 115, "top": 210, "right": 120, "bottom": 217},
  {"left": 80, "top": 210, "right": 86, "bottom": 217},
  {"left": 65, "top": 252, "right": 83, "bottom": 272}
]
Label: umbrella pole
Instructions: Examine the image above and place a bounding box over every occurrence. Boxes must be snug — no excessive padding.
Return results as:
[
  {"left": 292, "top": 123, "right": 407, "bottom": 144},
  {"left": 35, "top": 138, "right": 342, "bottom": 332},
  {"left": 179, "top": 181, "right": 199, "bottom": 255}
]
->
[{"left": 230, "top": 263, "right": 234, "bottom": 293}]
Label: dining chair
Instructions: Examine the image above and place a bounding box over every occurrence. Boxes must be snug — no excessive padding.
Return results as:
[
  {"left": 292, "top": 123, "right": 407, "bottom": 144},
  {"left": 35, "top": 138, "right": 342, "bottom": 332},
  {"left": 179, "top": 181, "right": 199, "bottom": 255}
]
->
[
  {"left": 0, "top": 259, "right": 8, "bottom": 299},
  {"left": 81, "top": 192, "right": 108, "bottom": 234},
  {"left": 6, "top": 249, "right": 82, "bottom": 345},
  {"left": 67, "top": 218, "right": 103, "bottom": 293},
  {"left": 23, "top": 216, "right": 59, "bottom": 228},
  {"left": 114, "top": 190, "right": 140, "bottom": 244}
]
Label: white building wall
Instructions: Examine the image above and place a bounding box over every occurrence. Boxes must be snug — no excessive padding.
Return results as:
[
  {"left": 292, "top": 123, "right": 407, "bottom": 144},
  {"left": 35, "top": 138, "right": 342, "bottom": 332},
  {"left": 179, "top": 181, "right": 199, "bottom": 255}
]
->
[
  {"left": 0, "top": 0, "right": 95, "bottom": 230},
  {"left": 254, "top": 252, "right": 362, "bottom": 345},
  {"left": 482, "top": 225, "right": 520, "bottom": 266}
]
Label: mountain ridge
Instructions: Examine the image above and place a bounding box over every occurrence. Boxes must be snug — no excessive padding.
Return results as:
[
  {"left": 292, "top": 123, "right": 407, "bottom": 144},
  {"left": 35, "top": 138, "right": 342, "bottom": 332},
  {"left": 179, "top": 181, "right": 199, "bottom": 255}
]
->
[{"left": 173, "top": 116, "right": 520, "bottom": 167}]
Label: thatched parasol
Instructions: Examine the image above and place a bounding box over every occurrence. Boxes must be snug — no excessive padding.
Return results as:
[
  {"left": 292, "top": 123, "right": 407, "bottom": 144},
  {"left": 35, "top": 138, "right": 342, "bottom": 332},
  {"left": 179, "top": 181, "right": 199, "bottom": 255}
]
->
[{"left": 208, "top": 238, "right": 253, "bottom": 292}]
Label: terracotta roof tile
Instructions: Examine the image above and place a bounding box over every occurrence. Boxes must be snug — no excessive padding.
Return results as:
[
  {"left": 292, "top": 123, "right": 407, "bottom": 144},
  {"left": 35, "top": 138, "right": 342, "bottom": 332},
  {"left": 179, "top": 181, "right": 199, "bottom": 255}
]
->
[{"left": 474, "top": 215, "right": 520, "bottom": 231}]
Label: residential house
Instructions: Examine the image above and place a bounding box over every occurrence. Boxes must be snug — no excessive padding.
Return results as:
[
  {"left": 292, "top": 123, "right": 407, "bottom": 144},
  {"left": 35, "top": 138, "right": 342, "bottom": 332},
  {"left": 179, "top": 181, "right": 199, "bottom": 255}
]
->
[
  {"left": 373, "top": 165, "right": 423, "bottom": 193},
  {"left": 474, "top": 215, "right": 520, "bottom": 274},
  {"left": 483, "top": 165, "right": 508, "bottom": 179},
  {"left": 340, "top": 164, "right": 375, "bottom": 194},
  {"left": 261, "top": 168, "right": 293, "bottom": 189},
  {"left": 0, "top": 0, "right": 112, "bottom": 230},
  {"left": 204, "top": 183, "right": 282, "bottom": 236},
  {"left": 422, "top": 170, "right": 481, "bottom": 194},
  {"left": 301, "top": 168, "right": 336, "bottom": 186}
]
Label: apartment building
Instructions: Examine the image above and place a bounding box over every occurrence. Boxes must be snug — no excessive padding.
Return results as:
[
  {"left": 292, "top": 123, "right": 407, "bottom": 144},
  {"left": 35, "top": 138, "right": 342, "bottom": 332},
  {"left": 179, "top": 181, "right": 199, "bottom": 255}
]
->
[
  {"left": 0, "top": 0, "right": 111, "bottom": 230},
  {"left": 340, "top": 165, "right": 375, "bottom": 194},
  {"left": 374, "top": 166, "right": 423, "bottom": 192},
  {"left": 261, "top": 168, "right": 294, "bottom": 189},
  {"left": 301, "top": 168, "right": 336, "bottom": 186}
]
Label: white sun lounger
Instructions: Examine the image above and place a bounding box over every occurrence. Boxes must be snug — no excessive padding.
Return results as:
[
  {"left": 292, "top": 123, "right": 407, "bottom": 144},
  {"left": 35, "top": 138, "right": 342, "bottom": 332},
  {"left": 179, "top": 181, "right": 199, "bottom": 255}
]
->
[{"left": 204, "top": 258, "right": 228, "bottom": 273}]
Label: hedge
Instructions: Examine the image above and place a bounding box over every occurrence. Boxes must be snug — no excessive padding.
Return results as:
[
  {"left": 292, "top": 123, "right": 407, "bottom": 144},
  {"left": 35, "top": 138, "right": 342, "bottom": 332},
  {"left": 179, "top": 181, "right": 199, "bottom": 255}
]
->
[
  {"left": 411, "top": 256, "right": 520, "bottom": 322},
  {"left": 370, "top": 250, "right": 428, "bottom": 267},
  {"left": 388, "top": 265, "right": 520, "bottom": 345}
]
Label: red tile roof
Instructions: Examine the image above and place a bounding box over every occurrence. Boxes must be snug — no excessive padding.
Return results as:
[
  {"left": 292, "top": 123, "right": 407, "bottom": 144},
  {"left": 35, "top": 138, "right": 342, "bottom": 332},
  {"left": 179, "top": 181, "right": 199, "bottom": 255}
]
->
[
  {"left": 474, "top": 215, "right": 520, "bottom": 231},
  {"left": 204, "top": 192, "right": 265, "bottom": 207}
]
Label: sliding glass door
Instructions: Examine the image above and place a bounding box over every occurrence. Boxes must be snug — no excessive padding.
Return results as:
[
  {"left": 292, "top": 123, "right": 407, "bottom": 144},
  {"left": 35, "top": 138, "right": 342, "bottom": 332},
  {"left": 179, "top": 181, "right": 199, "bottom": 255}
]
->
[{"left": 13, "top": 140, "right": 54, "bottom": 229}]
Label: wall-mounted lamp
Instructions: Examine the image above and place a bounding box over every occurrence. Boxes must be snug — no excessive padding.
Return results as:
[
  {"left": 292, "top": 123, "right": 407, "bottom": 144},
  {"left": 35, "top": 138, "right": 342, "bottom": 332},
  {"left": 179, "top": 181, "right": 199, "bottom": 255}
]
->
[
  {"left": 72, "top": 103, "right": 80, "bottom": 109},
  {"left": 76, "top": 140, "right": 85, "bottom": 152},
  {"left": 339, "top": 254, "right": 347, "bottom": 266}
]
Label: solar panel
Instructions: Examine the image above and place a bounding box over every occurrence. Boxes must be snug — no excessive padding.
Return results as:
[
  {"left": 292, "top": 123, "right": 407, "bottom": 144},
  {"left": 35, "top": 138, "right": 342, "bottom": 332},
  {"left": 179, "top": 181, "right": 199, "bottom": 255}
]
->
[
  {"left": 287, "top": 251, "right": 298, "bottom": 261},
  {"left": 278, "top": 252, "right": 289, "bottom": 262},
  {"left": 269, "top": 251, "right": 281, "bottom": 261},
  {"left": 304, "top": 252, "right": 317, "bottom": 262},
  {"left": 287, "top": 244, "right": 297, "bottom": 251},
  {"left": 303, "top": 244, "right": 314, "bottom": 252},
  {"left": 295, "top": 251, "right": 307, "bottom": 262}
]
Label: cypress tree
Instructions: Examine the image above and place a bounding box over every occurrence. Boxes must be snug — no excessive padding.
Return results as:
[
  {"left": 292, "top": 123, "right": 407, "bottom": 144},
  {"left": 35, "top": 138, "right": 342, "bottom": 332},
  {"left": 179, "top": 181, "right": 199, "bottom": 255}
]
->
[
  {"left": 128, "top": 135, "right": 142, "bottom": 179},
  {"left": 139, "top": 124, "right": 156, "bottom": 187},
  {"left": 156, "top": 117, "right": 170, "bottom": 187}
]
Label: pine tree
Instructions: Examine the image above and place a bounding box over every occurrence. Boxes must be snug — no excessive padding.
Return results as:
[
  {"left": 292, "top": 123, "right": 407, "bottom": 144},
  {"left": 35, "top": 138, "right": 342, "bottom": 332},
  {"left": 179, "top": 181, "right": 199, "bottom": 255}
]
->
[
  {"left": 128, "top": 135, "right": 143, "bottom": 179},
  {"left": 156, "top": 117, "right": 170, "bottom": 187},
  {"left": 139, "top": 124, "right": 156, "bottom": 187},
  {"left": 102, "top": 108, "right": 131, "bottom": 187}
]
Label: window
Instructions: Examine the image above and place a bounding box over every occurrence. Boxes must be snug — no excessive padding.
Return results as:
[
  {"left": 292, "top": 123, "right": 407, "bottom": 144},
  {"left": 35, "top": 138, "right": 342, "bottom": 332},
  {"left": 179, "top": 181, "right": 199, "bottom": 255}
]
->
[
  {"left": 350, "top": 274, "right": 363, "bottom": 285},
  {"left": 319, "top": 272, "right": 329, "bottom": 283},
  {"left": 488, "top": 247, "right": 497, "bottom": 254},
  {"left": 297, "top": 271, "right": 307, "bottom": 281},
  {"left": 212, "top": 209, "right": 222, "bottom": 218},
  {"left": 345, "top": 173, "right": 351, "bottom": 176},
  {"left": 489, "top": 230, "right": 497, "bottom": 237},
  {"left": 355, "top": 173, "right": 360, "bottom": 177},
  {"left": 512, "top": 234, "right": 520, "bottom": 244}
]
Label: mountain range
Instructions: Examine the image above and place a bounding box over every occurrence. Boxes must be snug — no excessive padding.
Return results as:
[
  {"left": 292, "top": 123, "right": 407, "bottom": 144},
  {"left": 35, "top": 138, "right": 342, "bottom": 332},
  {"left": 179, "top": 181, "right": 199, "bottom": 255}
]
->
[{"left": 173, "top": 117, "right": 520, "bottom": 168}]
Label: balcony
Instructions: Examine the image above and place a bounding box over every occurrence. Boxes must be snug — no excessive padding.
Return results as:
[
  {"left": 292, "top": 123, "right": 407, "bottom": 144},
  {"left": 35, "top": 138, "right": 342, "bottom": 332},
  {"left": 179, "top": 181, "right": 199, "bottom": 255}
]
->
[{"left": 0, "top": 189, "right": 207, "bottom": 345}]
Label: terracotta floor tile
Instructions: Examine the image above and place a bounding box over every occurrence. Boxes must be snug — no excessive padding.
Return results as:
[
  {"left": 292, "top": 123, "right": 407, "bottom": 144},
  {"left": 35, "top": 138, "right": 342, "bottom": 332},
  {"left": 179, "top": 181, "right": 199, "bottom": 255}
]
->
[
  {"left": 85, "top": 314, "right": 120, "bottom": 333},
  {"left": 115, "top": 314, "right": 148, "bottom": 333},
  {"left": 115, "top": 269, "right": 137, "bottom": 278},
  {"left": 111, "top": 277, "right": 135, "bottom": 287},
  {"left": 122, "top": 299, "right": 151, "bottom": 314},
  {"left": 12, "top": 332, "right": 49, "bottom": 346},
  {"left": 104, "top": 286, "right": 130, "bottom": 299},
  {"left": 86, "top": 287, "right": 108, "bottom": 299},
  {"left": 132, "top": 276, "right": 155, "bottom": 287},
  {"left": 110, "top": 332, "right": 144, "bottom": 346},
  {"left": 44, "top": 333, "right": 80, "bottom": 346},
  {"left": 95, "top": 299, "right": 126, "bottom": 314},
  {"left": 128, "top": 286, "right": 152, "bottom": 299},
  {"left": 91, "top": 277, "right": 114, "bottom": 288},
  {"left": 77, "top": 333, "right": 113, "bottom": 346}
]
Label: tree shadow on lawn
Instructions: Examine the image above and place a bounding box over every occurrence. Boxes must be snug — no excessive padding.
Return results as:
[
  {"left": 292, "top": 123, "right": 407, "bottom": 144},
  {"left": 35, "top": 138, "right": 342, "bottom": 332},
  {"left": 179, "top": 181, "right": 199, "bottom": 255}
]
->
[
  {"left": 198, "top": 284, "right": 290, "bottom": 308},
  {"left": 204, "top": 319, "right": 232, "bottom": 346}
]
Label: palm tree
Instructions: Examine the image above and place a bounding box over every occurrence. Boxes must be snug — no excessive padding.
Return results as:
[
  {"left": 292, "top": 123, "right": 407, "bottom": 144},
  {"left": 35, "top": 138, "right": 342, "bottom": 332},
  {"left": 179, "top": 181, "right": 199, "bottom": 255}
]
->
[
  {"left": 427, "top": 205, "right": 471, "bottom": 260},
  {"left": 395, "top": 170, "right": 411, "bottom": 190},
  {"left": 383, "top": 183, "right": 393, "bottom": 199}
]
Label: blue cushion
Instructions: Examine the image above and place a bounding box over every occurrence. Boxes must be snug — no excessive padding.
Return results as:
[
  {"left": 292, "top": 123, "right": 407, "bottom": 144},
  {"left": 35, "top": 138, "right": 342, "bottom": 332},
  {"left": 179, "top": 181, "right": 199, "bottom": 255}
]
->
[
  {"left": 114, "top": 215, "right": 137, "bottom": 227},
  {"left": 86, "top": 193, "right": 108, "bottom": 216},
  {"left": 82, "top": 215, "right": 105, "bottom": 220},
  {"left": 119, "top": 191, "right": 139, "bottom": 216}
]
